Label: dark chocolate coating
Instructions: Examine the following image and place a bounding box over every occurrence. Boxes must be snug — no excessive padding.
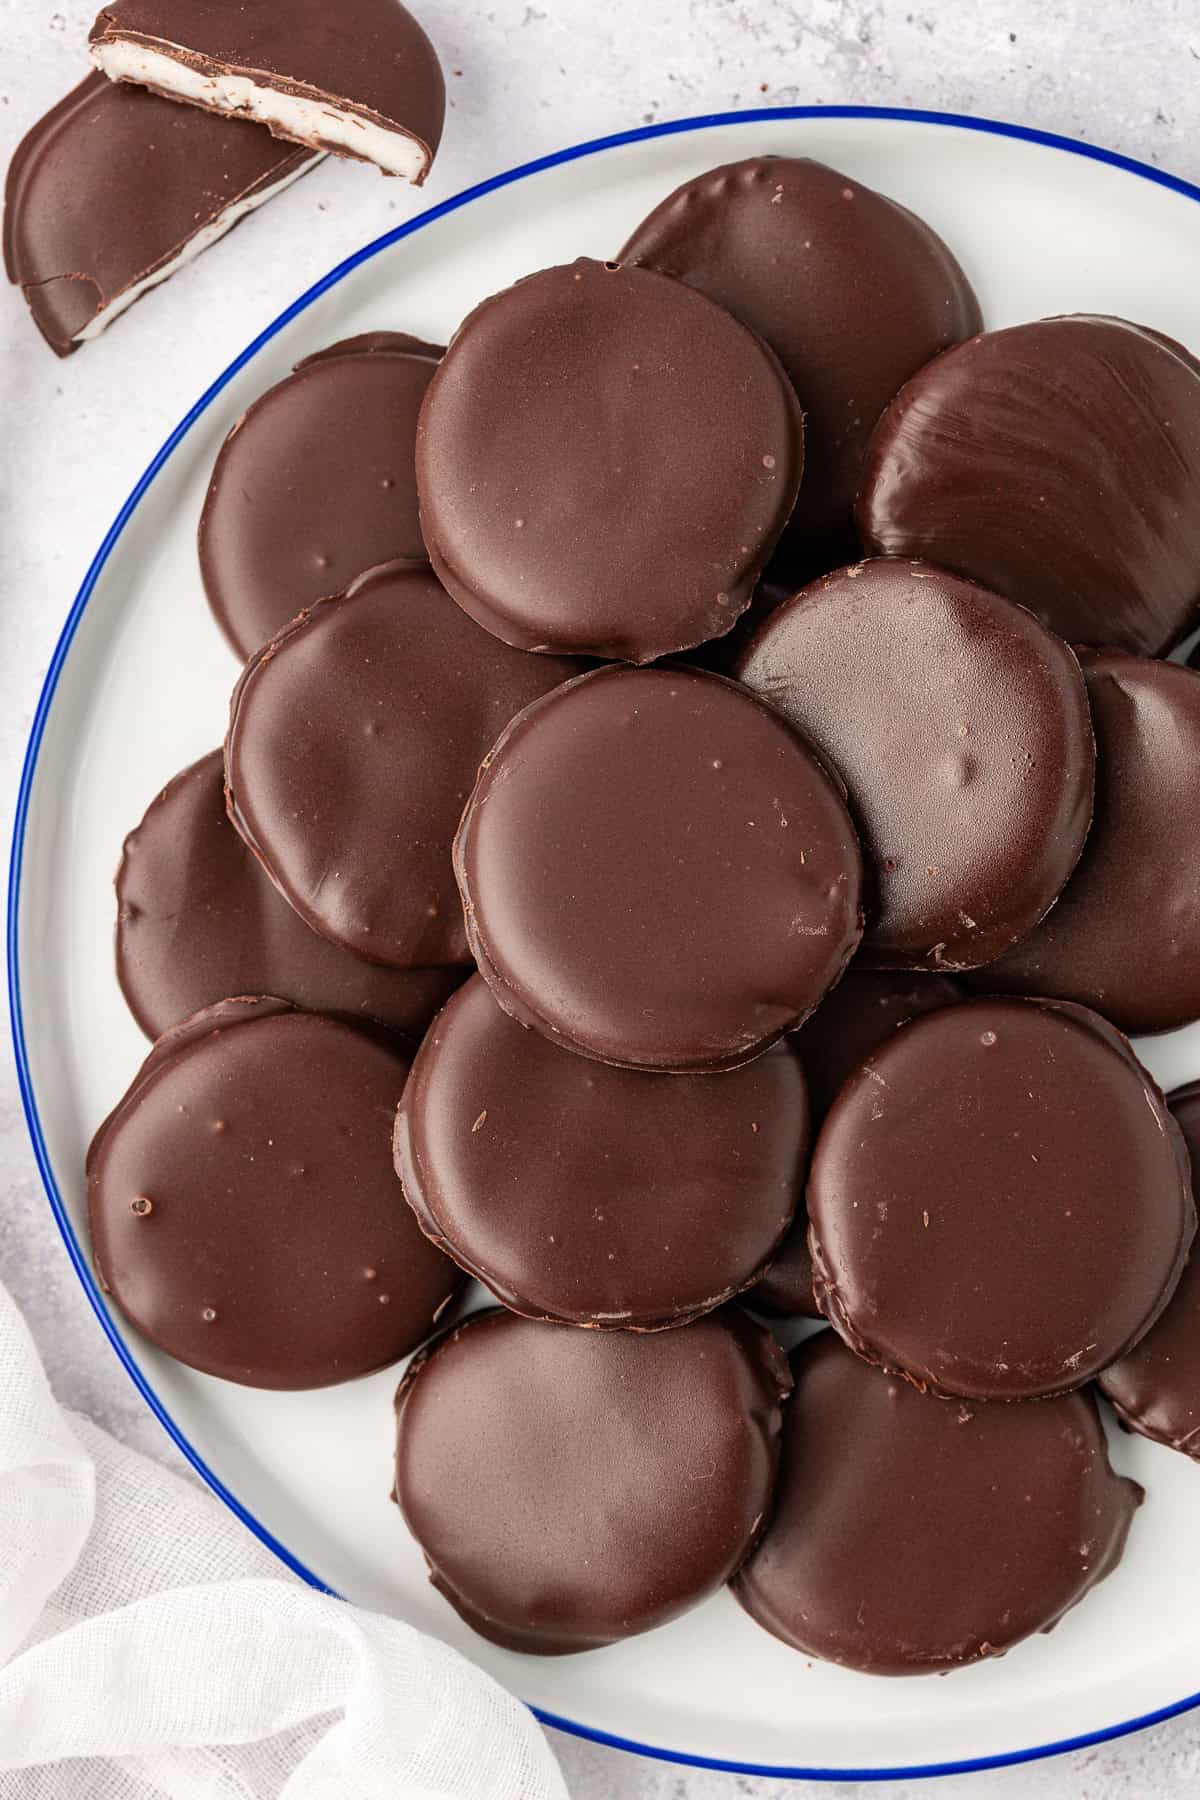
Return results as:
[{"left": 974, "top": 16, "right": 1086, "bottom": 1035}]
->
[
  {"left": 735, "top": 559, "right": 1095, "bottom": 969},
  {"left": 796, "top": 968, "right": 965, "bottom": 1125},
  {"left": 117, "top": 750, "right": 464, "bottom": 1042},
  {"left": 747, "top": 1229, "right": 820, "bottom": 1322},
  {"left": 200, "top": 348, "right": 436, "bottom": 657},
  {"left": 966, "top": 650, "right": 1200, "bottom": 1035},
  {"left": 225, "top": 561, "right": 579, "bottom": 969},
  {"left": 393, "top": 1306, "right": 791, "bottom": 1653},
  {"left": 395, "top": 974, "right": 808, "bottom": 1328},
  {"left": 685, "top": 573, "right": 796, "bottom": 676},
  {"left": 88, "top": 1001, "right": 461, "bottom": 1388},
  {"left": 751, "top": 970, "right": 961, "bottom": 1318},
  {"left": 3, "top": 72, "right": 314, "bottom": 355},
  {"left": 733, "top": 1333, "right": 1142, "bottom": 1675},
  {"left": 454, "top": 664, "right": 864, "bottom": 1072},
  {"left": 620, "top": 157, "right": 980, "bottom": 555},
  {"left": 858, "top": 315, "right": 1200, "bottom": 656},
  {"left": 1100, "top": 1083, "right": 1200, "bottom": 1457},
  {"left": 295, "top": 330, "right": 443, "bottom": 367},
  {"left": 808, "top": 997, "right": 1194, "bottom": 1400},
  {"left": 416, "top": 258, "right": 804, "bottom": 663},
  {"left": 90, "top": 0, "right": 444, "bottom": 179}
]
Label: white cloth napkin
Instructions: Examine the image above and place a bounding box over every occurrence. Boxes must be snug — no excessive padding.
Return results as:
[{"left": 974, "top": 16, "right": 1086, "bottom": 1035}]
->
[{"left": 0, "top": 1279, "right": 567, "bottom": 1799}]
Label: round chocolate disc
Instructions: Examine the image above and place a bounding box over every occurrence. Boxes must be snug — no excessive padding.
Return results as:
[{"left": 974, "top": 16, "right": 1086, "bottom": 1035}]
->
[
  {"left": 454, "top": 664, "right": 864, "bottom": 1072},
  {"left": 88, "top": 1001, "right": 462, "bottom": 1388},
  {"left": 1100, "top": 1082, "right": 1200, "bottom": 1457},
  {"left": 733, "top": 1332, "right": 1142, "bottom": 1675},
  {"left": 225, "top": 561, "right": 580, "bottom": 969},
  {"left": 858, "top": 315, "right": 1200, "bottom": 656},
  {"left": 117, "top": 751, "right": 465, "bottom": 1042},
  {"left": 735, "top": 559, "right": 1095, "bottom": 970},
  {"left": 393, "top": 1306, "right": 790, "bottom": 1652},
  {"left": 415, "top": 257, "right": 803, "bottom": 662},
  {"left": 200, "top": 347, "right": 437, "bottom": 658},
  {"left": 966, "top": 650, "right": 1200, "bottom": 1035},
  {"left": 619, "top": 156, "right": 980, "bottom": 557},
  {"left": 808, "top": 997, "right": 1194, "bottom": 1399},
  {"left": 395, "top": 974, "right": 808, "bottom": 1328},
  {"left": 750, "top": 970, "right": 961, "bottom": 1318}
]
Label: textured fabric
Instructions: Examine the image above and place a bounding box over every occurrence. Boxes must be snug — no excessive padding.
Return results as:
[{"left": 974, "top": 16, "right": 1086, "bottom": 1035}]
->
[{"left": 0, "top": 1281, "right": 566, "bottom": 1800}]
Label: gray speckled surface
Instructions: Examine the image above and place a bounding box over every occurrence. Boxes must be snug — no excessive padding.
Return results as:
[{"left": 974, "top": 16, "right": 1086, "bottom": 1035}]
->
[{"left": 3, "top": 1, "right": 1200, "bottom": 1792}]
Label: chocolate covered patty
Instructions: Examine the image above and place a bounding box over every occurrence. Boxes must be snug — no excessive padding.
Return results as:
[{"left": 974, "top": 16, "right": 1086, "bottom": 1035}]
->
[
  {"left": 733, "top": 1333, "right": 1141, "bottom": 1675},
  {"left": 395, "top": 974, "right": 808, "bottom": 1328},
  {"left": 225, "top": 562, "right": 579, "bottom": 968},
  {"left": 735, "top": 560, "right": 1095, "bottom": 970},
  {"left": 117, "top": 751, "right": 464, "bottom": 1041},
  {"left": 90, "top": 0, "right": 444, "bottom": 182},
  {"left": 968, "top": 651, "right": 1200, "bottom": 1036},
  {"left": 393, "top": 1307, "right": 790, "bottom": 1652},
  {"left": 200, "top": 345, "right": 437, "bottom": 657},
  {"left": 858, "top": 315, "right": 1200, "bottom": 655},
  {"left": 750, "top": 970, "right": 961, "bottom": 1318},
  {"left": 1100, "top": 1083, "right": 1200, "bottom": 1457},
  {"left": 4, "top": 72, "right": 316, "bottom": 355},
  {"left": 454, "top": 664, "right": 864, "bottom": 1072},
  {"left": 620, "top": 157, "right": 980, "bottom": 556},
  {"left": 88, "top": 1000, "right": 461, "bottom": 1387},
  {"left": 808, "top": 997, "right": 1194, "bottom": 1399},
  {"left": 295, "top": 329, "right": 443, "bottom": 367},
  {"left": 415, "top": 258, "right": 804, "bottom": 662}
]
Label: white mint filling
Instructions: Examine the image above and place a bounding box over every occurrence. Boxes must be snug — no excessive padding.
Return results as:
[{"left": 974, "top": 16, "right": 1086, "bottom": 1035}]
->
[
  {"left": 92, "top": 40, "right": 430, "bottom": 180},
  {"left": 74, "top": 151, "right": 321, "bottom": 342}
]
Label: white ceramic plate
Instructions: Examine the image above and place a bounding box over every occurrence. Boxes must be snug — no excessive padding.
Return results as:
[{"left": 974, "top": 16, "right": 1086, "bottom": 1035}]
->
[{"left": 12, "top": 107, "right": 1200, "bottom": 1782}]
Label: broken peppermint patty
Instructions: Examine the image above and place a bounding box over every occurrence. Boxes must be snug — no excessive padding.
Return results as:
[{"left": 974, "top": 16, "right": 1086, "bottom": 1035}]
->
[
  {"left": 4, "top": 72, "right": 319, "bottom": 355},
  {"left": 89, "top": 0, "right": 445, "bottom": 181}
]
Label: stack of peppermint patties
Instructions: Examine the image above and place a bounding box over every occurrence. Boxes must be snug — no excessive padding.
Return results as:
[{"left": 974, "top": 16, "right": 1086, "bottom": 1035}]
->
[{"left": 88, "top": 155, "right": 1200, "bottom": 1676}]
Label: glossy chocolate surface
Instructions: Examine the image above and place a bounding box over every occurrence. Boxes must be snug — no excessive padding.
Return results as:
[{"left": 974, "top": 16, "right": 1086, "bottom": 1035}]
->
[
  {"left": 200, "top": 347, "right": 436, "bottom": 657},
  {"left": 1100, "top": 1082, "right": 1200, "bottom": 1457},
  {"left": 968, "top": 650, "right": 1200, "bottom": 1035},
  {"left": 393, "top": 1306, "right": 790, "bottom": 1652},
  {"left": 117, "top": 751, "right": 464, "bottom": 1041},
  {"left": 734, "top": 1333, "right": 1141, "bottom": 1674},
  {"left": 416, "top": 258, "right": 804, "bottom": 662},
  {"left": 4, "top": 72, "right": 314, "bottom": 354},
  {"left": 620, "top": 157, "right": 980, "bottom": 556},
  {"left": 396, "top": 974, "right": 808, "bottom": 1327},
  {"left": 736, "top": 559, "right": 1095, "bottom": 969},
  {"left": 454, "top": 664, "right": 864, "bottom": 1071},
  {"left": 225, "top": 561, "right": 579, "bottom": 968},
  {"left": 808, "top": 998, "right": 1193, "bottom": 1399},
  {"left": 858, "top": 315, "right": 1200, "bottom": 655},
  {"left": 89, "top": 1001, "right": 461, "bottom": 1387}
]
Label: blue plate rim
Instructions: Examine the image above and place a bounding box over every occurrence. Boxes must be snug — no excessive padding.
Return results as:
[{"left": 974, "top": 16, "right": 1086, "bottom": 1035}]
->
[{"left": 9, "top": 102, "right": 1200, "bottom": 1783}]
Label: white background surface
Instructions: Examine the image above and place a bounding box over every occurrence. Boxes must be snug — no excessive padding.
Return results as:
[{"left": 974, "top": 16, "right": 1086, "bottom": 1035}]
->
[{"left": 3, "top": 1, "right": 1200, "bottom": 1794}]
